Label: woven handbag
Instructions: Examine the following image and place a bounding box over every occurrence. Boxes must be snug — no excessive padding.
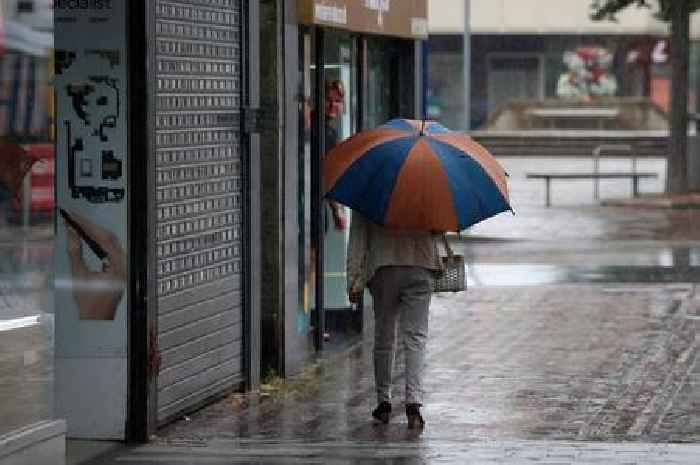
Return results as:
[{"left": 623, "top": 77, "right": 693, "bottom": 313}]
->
[{"left": 431, "top": 234, "right": 466, "bottom": 293}]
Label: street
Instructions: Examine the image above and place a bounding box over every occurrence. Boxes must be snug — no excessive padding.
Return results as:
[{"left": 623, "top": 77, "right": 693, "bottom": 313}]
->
[{"left": 81, "top": 158, "right": 700, "bottom": 464}]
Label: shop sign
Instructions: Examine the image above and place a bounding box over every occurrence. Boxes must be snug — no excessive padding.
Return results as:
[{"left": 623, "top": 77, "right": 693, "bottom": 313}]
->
[
  {"left": 314, "top": 4, "right": 347, "bottom": 25},
  {"left": 298, "top": 0, "right": 428, "bottom": 39}
]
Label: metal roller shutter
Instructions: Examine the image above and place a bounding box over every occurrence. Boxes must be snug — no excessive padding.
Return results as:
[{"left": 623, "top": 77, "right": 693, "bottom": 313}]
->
[{"left": 150, "top": 0, "right": 244, "bottom": 424}]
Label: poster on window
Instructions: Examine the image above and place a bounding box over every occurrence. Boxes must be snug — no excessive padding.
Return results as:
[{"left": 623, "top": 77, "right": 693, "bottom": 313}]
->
[{"left": 53, "top": 0, "right": 129, "bottom": 439}]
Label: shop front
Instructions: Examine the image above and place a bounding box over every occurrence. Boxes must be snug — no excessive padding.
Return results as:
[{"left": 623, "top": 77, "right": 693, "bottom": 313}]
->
[
  {"left": 294, "top": 0, "right": 428, "bottom": 358},
  {"left": 1, "top": 1, "right": 262, "bottom": 463}
]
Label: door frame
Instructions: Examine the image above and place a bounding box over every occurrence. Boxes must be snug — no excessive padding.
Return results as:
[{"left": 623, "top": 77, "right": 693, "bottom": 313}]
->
[
  {"left": 243, "top": 0, "right": 262, "bottom": 392},
  {"left": 126, "top": 0, "right": 151, "bottom": 443}
]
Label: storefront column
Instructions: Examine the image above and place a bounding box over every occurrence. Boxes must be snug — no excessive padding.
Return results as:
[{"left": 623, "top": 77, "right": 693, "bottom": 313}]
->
[
  {"left": 54, "top": 1, "right": 131, "bottom": 440},
  {"left": 259, "top": 0, "right": 306, "bottom": 377}
]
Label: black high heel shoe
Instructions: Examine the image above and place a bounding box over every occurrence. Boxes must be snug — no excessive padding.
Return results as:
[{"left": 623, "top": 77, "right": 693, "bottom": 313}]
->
[
  {"left": 371, "top": 401, "right": 392, "bottom": 424},
  {"left": 406, "top": 403, "right": 425, "bottom": 429}
]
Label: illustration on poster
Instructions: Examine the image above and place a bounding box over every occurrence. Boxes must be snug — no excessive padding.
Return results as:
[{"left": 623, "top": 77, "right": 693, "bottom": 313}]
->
[
  {"left": 61, "top": 209, "right": 126, "bottom": 321},
  {"left": 57, "top": 48, "right": 125, "bottom": 203},
  {"left": 54, "top": 0, "right": 113, "bottom": 10}
]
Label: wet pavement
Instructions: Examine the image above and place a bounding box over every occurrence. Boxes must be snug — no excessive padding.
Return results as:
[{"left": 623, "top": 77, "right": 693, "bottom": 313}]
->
[
  {"left": 101, "top": 439, "right": 700, "bottom": 464},
  {"left": 141, "top": 284, "right": 698, "bottom": 442},
  {"left": 85, "top": 159, "right": 700, "bottom": 464}
]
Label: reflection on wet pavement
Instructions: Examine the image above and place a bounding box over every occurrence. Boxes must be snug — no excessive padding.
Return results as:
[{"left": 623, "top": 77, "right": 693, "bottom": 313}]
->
[
  {"left": 467, "top": 263, "right": 700, "bottom": 286},
  {"left": 152, "top": 284, "right": 699, "bottom": 446},
  {"left": 455, "top": 204, "right": 700, "bottom": 287},
  {"left": 468, "top": 205, "right": 700, "bottom": 243},
  {"left": 110, "top": 439, "right": 700, "bottom": 464}
]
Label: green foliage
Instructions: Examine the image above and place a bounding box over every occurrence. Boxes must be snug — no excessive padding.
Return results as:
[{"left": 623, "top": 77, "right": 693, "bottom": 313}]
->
[
  {"left": 261, "top": 367, "right": 279, "bottom": 385},
  {"left": 590, "top": 0, "right": 700, "bottom": 22}
]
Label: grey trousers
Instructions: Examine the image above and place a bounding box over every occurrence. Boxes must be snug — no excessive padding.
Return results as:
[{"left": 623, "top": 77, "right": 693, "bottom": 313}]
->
[{"left": 368, "top": 266, "right": 432, "bottom": 405}]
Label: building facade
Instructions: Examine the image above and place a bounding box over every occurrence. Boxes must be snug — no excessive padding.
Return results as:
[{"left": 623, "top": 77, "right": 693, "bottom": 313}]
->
[
  {"left": 428, "top": 0, "right": 700, "bottom": 130},
  {"left": 0, "top": 1, "right": 427, "bottom": 463}
]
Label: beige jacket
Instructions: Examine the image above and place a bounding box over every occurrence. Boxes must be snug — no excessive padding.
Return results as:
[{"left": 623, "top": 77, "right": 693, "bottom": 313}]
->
[{"left": 346, "top": 213, "right": 440, "bottom": 294}]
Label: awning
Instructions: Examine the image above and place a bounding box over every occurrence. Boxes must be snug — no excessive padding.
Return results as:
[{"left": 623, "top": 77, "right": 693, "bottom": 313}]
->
[{"left": 298, "top": 0, "right": 428, "bottom": 39}]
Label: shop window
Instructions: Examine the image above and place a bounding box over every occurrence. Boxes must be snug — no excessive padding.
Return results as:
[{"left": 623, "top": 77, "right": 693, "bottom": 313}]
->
[
  {"left": 488, "top": 55, "right": 544, "bottom": 114},
  {"left": 0, "top": 5, "right": 55, "bottom": 436},
  {"left": 17, "top": 1, "right": 34, "bottom": 13}
]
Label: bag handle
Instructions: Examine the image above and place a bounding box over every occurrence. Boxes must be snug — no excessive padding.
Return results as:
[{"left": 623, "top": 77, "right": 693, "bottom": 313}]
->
[
  {"left": 441, "top": 233, "right": 454, "bottom": 260},
  {"left": 434, "top": 232, "right": 462, "bottom": 271}
]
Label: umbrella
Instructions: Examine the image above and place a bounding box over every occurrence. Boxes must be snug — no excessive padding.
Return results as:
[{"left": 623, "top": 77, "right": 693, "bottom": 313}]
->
[{"left": 323, "top": 118, "right": 512, "bottom": 232}]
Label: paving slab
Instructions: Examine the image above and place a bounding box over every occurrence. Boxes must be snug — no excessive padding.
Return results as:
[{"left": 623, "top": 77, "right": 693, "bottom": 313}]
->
[
  {"left": 146, "top": 284, "right": 696, "bottom": 440},
  {"left": 91, "top": 438, "right": 700, "bottom": 464}
]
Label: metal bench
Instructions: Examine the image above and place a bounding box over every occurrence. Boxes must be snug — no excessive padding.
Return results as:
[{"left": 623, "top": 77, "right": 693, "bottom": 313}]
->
[{"left": 526, "top": 172, "right": 658, "bottom": 207}]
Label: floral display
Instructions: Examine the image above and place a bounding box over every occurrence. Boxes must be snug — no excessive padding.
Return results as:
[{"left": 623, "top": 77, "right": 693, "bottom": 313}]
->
[{"left": 556, "top": 46, "right": 618, "bottom": 100}]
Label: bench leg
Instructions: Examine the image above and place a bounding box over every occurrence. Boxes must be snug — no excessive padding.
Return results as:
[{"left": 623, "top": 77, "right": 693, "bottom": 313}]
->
[
  {"left": 632, "top": 176, "right": 639, "bottom": 197},
  {"left": 593, "top": 177, "right": 599, "bottom": 200},
  {"left": 545, "top": 178, "right": 551, "bottom": 207}
]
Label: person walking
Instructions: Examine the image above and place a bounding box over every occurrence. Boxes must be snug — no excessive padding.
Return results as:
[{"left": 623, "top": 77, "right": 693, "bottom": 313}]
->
[{"left": 347, "top": 212, "right": 440, "bottom": 429}]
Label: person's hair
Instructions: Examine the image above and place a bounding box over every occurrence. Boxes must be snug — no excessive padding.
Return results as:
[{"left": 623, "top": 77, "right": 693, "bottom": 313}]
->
[{"left": 325, "top": 79, "right": 345, "bottom": 99}]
